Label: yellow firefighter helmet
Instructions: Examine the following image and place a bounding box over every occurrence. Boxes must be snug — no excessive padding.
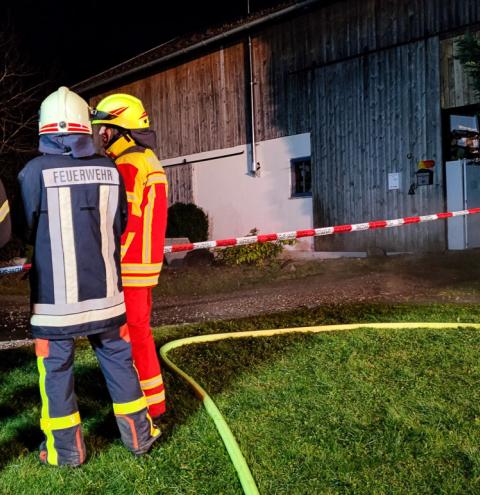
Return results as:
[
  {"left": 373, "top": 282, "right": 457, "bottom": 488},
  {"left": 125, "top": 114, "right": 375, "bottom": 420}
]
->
[
  {"left": 91, "top": 94, "right": 150, "bottom": 130},
  {"left": 39, "top": 86, "right": 92, "bottom": 135}
]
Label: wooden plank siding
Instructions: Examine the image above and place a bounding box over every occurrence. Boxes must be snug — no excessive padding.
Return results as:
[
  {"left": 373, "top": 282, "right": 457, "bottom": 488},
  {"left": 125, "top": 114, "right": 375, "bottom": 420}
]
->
[
  {"left": 88, "top": 0, "right": 480, "bottom": 251},
  {"left": 164, "top": 164, "right": 193, "bottom": 205},
  {"left": 91, "top": 42, "right": 247, "bottom": 159},
  {"left": 252, "top": 0, "right": 480, "bottom": 142},
  {"left": 311, "top": 38, "right": 444, "bottom": 251},
  {"left": 248, "top": 0, "right": 479, "bottom": 251}
]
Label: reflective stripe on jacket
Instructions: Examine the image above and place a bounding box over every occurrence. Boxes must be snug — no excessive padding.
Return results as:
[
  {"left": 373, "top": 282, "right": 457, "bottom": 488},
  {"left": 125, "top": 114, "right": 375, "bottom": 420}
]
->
[
  {"left": 106, "top": 135, "right": 168, "bottom": 288},
  {"left": 18, "top": 153, "right": 128, "bottom": 339},
  {"left": 0, "top": 181, "right": 12, "bottom": 248},
  {"left": 0, "top": 178, "right": 11, "bottom": 248}
]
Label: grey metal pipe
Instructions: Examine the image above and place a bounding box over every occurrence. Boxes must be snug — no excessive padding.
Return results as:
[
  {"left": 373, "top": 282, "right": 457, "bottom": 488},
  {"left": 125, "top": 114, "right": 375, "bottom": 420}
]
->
[
  {"left": 163, "top": 150, "right": 244, "bottom": 167},
  {"left": 247, "top": 0, "right": 258, "bottom": 176},
  {"left": 248, "top": 31, "right": 258, "bottom": 176}
]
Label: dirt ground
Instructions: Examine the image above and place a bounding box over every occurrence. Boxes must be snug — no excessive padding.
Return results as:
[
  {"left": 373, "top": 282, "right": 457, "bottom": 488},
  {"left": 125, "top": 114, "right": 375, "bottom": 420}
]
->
[{"left": 1, "top": 249, "right": 480, "bottom": 345}]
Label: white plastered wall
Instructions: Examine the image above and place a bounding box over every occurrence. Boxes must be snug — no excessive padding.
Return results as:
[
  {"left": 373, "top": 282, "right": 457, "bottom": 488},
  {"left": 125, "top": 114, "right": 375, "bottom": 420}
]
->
[{"left": 162, "top": 133, "right": 313, "bottom": 250}]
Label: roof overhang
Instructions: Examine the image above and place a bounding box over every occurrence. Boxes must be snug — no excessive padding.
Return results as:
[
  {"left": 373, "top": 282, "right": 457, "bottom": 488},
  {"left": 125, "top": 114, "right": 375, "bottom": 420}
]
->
[{"left": 72, "top": 0, "right": 323, "bottom": 96}]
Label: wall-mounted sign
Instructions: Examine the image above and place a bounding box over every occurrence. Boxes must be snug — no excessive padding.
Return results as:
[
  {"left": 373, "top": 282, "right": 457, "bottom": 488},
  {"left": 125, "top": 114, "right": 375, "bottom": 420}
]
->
[
  {"left": 388, "top": 172, "right": 400, "bottom": 190},
  {"left": 415, "top": 169, "right": 433, "bottom": 186}
]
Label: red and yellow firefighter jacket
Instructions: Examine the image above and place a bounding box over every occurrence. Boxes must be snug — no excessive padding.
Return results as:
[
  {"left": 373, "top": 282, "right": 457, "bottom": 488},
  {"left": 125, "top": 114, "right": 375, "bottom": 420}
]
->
[{"left": 106, "top": 135, "right": 168, "bottom": 288}]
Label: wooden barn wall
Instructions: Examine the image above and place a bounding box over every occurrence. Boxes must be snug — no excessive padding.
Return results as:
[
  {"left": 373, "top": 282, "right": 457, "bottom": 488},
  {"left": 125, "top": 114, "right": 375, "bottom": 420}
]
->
[
  {"left": 88, "top": 0, "right": 480, "bottom": 251},
  {"left": 248, "top": 0, "right": 478, "bottom": 251},
  {"left": 312, "top": 38, "right": 444, "bottom": 252},
  {"left": 441, "top": 32, "right": 480, "bottom": 109},
  {"left": 253, "top": 0, "right": 480, "bottom": 141},
  {"left": 89, "top": 0, "right": 480, "bottom": 153},
  {"left": 164, "top": 164, "right": 193, "bottom": 205},
  {"left": 90, "top": 42, "right": 247, "bottom": 160}
]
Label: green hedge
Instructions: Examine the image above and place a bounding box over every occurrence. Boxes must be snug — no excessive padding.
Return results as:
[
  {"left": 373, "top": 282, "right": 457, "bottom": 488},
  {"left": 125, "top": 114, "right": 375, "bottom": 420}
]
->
[{"left": 215, "top": 228, "right": 294, "bottom": 266}]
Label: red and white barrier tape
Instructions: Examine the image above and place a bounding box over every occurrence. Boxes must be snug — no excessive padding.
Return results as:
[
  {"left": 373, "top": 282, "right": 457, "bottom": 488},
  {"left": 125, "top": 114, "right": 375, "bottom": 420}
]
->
[
  {"left": 1, "top": 207, "right": 479, "bottom": 275},
  {"left": 0, "top": 263, "right": 32, "bottom": 275},
  {"left": 164, "top": 207, "right": 480, "bottom": 254}
]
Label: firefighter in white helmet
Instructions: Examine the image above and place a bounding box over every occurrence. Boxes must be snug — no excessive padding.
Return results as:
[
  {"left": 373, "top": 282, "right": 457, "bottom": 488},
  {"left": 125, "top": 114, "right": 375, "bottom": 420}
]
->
[
  {"left": 18, "top": 86, "right": 161, "bottom": 466},
  {"left": 92, "top": 94, "right": 168, "bottom": 421}
]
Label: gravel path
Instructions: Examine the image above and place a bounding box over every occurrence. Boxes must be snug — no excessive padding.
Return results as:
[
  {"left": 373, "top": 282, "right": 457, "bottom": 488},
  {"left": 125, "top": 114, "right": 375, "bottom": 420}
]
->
[{"left": 3, "top": 251, "right": 479, "bottom": 350}]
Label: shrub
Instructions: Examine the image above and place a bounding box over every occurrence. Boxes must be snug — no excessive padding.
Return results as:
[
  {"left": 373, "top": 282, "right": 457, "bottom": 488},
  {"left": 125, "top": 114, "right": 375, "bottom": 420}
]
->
[
  {"left": 455, "top": 33, "right": 480, "bottom": 98},
  {"left": 0, "top": 236, "right": 27, "bottom": 262},
  {"left": 215, "top": 228, "right": 294, "bottom": 266},
  {"left": 166, "top": 202, "right": 209, "bottom": 243}
]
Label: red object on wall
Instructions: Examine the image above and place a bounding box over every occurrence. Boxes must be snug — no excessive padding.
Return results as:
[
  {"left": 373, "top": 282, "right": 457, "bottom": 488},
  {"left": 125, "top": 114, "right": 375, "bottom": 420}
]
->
[{"left": 418, "top": 159, "right": 435, "bottom": 169}]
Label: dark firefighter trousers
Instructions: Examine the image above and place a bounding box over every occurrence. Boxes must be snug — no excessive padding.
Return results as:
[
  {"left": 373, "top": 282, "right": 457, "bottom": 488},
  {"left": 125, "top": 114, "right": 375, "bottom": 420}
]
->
[{"left": 35, "top": 326, "right": 160, "bottom": 466}]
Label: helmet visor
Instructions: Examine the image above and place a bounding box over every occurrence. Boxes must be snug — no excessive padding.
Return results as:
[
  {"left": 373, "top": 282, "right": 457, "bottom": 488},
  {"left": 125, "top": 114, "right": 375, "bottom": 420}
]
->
[{"left": 90, "top": 108, "right": 117, "bottom": 123}]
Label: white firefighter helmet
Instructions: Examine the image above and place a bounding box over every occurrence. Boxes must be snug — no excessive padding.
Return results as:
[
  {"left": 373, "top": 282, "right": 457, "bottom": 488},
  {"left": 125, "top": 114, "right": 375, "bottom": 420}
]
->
[{"left": 39, "top": 86, "right": 92, "bottom": 135}]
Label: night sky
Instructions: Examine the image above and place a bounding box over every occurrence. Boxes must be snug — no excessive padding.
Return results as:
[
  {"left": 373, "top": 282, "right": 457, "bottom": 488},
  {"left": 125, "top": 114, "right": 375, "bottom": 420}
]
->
[{"left": 3, "top": 0, "right": 285, "bottom": 87}]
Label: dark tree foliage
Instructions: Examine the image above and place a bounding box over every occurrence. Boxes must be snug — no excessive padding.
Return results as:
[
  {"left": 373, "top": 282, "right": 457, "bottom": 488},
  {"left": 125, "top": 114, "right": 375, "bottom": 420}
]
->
[
  {"left": 0, "top": 26, "right": 47, "bottom": 259},
  {"left": 0, "top": 30, "right": 46, "bottom": 179},
  {"left": 455, "top": 33, "right": 480, "bottom": 98},
  {"left": 166, "top": 202, "right": 209, "bottom": 243}
]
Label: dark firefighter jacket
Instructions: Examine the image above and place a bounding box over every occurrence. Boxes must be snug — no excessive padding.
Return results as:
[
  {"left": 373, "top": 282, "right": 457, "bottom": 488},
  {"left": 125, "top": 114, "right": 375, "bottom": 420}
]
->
[{"left": 18, "top": 139, "right": 128, "bottom": 339}]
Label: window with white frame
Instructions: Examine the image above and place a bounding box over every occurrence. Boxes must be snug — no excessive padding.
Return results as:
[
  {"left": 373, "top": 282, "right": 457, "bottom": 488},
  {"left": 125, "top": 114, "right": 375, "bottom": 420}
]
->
[{"left": 290, "top": 157, "right": 312, "bottom": 197}]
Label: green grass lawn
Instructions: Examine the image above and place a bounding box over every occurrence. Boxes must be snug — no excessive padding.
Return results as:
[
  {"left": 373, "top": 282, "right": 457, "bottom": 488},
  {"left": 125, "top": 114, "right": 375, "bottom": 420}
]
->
[{"left": 0, "top": 303, "right": 480, "bottom": 494}]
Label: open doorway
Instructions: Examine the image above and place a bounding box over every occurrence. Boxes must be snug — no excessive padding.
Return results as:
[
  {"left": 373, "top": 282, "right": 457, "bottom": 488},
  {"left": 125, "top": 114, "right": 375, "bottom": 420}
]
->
[
  {"left": 444, "top": 104, "right": 480, "bottom": 250},
  {"left": 443, "top": 104, "right": 480, "bottom": 163}
]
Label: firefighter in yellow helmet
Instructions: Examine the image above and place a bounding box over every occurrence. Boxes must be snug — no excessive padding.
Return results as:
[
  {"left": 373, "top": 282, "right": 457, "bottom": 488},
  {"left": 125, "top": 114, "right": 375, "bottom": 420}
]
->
[{"left": 92, "top": 94, "right": 168, "bottom": 420}]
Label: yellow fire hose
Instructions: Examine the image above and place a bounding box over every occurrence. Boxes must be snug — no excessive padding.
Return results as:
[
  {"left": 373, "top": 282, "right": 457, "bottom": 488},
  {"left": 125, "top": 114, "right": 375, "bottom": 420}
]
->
[{"left": 160, "top": 322, "right": 480, "bottom": 495}]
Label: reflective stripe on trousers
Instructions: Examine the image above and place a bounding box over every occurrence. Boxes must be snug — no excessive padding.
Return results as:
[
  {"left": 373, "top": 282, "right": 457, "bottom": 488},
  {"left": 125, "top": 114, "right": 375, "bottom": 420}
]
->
[
  {"left": 35, "top": 327, "right": 160, "bottom": 465},
  {"left": 36, "top": 338, "right": 85, "bottom": 466},
  {"left": 124, "top": 287, "right": 166, "bottom": 417}
]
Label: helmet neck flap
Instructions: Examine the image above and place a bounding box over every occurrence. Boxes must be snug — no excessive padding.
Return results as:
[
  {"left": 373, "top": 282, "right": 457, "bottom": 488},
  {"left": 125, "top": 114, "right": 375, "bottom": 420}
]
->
[{"left": 39, "top": 134, "right": 96, "bottom": 158}]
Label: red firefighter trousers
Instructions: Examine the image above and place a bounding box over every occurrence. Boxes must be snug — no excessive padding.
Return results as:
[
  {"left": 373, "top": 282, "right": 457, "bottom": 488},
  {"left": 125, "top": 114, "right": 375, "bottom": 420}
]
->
[{"left": 124, "top": 286, "right": 166, "bottom": 418}]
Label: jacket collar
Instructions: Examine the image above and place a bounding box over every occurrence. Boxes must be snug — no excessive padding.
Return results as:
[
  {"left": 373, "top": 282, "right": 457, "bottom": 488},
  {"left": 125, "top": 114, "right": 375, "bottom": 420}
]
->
[
  {"left": 39, "top": 134, "right": 96, "bottom": 158},
  {"left": 105, "top": 134, "right": 136, "bottom": 159}
]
